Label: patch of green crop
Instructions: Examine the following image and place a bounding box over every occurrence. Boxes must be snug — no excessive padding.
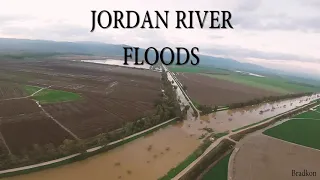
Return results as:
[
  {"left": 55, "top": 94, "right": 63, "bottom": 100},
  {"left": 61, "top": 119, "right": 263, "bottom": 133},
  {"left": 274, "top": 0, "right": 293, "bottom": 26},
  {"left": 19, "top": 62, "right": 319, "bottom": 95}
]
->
[
  {"left": 32, "top": 89, "right": 82, "bottom": 104},
  {"left": 263, "top": 118, "right": 320, "bottom": 150},
  {"left": 24, "top": 85, "right": 43, "bottom": 95}
]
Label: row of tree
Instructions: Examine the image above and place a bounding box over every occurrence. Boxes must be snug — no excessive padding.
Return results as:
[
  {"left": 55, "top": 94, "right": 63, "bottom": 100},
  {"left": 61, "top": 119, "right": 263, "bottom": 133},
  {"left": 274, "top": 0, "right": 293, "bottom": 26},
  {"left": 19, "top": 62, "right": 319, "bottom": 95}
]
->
[
  {"left": 0, "top": 139, "right": 87, "bottom": 170},
  {"left": 196, "top": 92, "right": 314, "bottom": 116},
  {"left": 230, "top": 101, "right": 318, "bottom": 141},
  {"left": 227, "top": 92, "right": 313, "bottom": 109},
  {"left": 0, "top": 70, "right": 184, "bottom": 171}
]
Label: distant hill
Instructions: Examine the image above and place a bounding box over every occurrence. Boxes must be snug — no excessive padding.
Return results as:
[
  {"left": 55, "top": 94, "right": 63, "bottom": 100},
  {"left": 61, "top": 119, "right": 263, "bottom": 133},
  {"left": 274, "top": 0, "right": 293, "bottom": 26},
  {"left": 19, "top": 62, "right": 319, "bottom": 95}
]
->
[
  {"left": 0, "top": 38, "right": 128, "bottom": 56},
  {"left": 0, "top": 38, "right": 319, "bottom": 84}
]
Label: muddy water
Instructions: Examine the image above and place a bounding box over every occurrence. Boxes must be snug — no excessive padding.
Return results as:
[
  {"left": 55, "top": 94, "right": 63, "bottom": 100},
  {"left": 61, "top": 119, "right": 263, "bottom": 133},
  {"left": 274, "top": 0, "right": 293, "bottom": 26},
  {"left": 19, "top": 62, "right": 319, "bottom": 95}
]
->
[
  {"left": 4, "top": 124, "right": 199, "bottom": 180},
  {"left": 181, "top": 94, "right": 320, "bottom": 136}
]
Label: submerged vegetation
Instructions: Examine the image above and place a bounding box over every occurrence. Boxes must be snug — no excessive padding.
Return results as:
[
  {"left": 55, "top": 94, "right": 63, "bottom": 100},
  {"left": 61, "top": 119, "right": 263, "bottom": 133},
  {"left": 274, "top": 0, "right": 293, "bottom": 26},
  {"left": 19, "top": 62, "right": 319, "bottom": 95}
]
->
[
  {"left": 227, "top": 92, "right": 313, "bottom": 109},
  {"left": 194, "top": 92, "right": 314, "bottom": 116},
  {"left": 230, "top": 101, "right": 319, "bottom": 142}
]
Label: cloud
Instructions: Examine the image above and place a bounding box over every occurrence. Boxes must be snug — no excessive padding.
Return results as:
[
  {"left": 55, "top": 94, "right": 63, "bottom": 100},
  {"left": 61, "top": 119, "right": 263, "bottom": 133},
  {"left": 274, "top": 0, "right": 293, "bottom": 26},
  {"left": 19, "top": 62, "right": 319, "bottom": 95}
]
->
[
  {"left": 0, "top": 15, "right": 34, "bottom": 26},
  {"left": 202, "top": 46, "right": 320, "bottom": 63},
  {"left": 235, "top": 0, "right": 261, "bottom": 12},
  {"left": 233, "top": 14, "right": 320, "bottom": 33},
  {"left": 231, "top": 0, "right": 320, "bottom": 33},
  {"left": 0, "top": 0, "right": 320, "bottom": 76}
]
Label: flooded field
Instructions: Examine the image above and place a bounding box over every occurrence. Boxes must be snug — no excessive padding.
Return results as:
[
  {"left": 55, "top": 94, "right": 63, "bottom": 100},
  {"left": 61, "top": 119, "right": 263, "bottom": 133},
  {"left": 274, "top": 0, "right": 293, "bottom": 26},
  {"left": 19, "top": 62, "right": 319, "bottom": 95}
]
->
[
  {"left": 79, "top": 59, "right": 151, "bottom": 70},
  {"left": 180, "top": 94, "right": 320, "bottom": 136},
  {"left": 4, "top": 124, "right": 199, "bottom": 180},
  {"left": 2, "top": 63, "right": 319, "bottom": 180}
]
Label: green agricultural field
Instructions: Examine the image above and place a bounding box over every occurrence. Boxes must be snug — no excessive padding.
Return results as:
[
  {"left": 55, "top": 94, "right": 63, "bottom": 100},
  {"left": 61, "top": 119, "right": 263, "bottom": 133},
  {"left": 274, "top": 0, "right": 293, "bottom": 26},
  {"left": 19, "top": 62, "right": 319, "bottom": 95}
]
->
[
  {"left": 24, "top": 85, "right": 42, "bottom": 95},
  {"left": 202, "top": 73, "right": 320, "bottom": 94},
  {"left": 294, "top": 110, "right": 320, "bottom": 119},
  {"left": 24, "top": 85, "right": 82, "bottom": 104},
  {"left": 201, "top": 152, "right": 232, "bottom": 180},
  {"left": 263, "top": 119, "right": 320, "bottom": 150}
]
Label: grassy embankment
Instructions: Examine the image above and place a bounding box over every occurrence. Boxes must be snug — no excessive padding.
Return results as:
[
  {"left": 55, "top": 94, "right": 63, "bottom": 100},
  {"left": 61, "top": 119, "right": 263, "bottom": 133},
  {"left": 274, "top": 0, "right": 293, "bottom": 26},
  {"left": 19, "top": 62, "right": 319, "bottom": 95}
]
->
[
  {"left": 176, "top": 139, "right": 235, "bottom": 180},
  {"left": 201, "top": 152, "right": 232, "bottom": 180},
  {"left": 24, "top": 85, "right": 82, "bottom": 104},
  {"left": 159, "top": 139, "right": 212, "bottom": 180}
]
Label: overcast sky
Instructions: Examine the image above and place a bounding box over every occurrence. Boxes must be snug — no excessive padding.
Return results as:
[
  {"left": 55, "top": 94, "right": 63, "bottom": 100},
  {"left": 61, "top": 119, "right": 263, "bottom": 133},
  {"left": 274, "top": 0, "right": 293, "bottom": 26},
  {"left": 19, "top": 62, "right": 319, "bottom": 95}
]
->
[{"left": 1, "top": 0, "right": 320, "bottom": 76}]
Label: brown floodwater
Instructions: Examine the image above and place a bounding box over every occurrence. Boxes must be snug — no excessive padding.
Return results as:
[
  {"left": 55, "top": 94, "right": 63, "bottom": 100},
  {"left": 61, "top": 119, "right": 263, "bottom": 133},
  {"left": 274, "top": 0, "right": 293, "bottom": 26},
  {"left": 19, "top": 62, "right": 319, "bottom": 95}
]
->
[
  {"left": 180, "top": 94, "right": 320, "bottom": 135},
  {"left": 4, "top": 124, "right": 200, "bottom": 180},
  {"left": 3, "top": 94, "right": 319, "bottom": 180}
]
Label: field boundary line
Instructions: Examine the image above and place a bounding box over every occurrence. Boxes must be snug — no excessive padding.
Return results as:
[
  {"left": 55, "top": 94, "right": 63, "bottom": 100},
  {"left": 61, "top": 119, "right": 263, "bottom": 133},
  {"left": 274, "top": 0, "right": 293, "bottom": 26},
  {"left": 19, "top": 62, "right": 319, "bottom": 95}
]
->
[
  {"left": 0, "top": 117, "right": 177, "bottom": 176},
  {"left": 195, "top": 148, "right": 234, "bottom": 180},
  {"left": 0, "top": 97, "right": 28, "bottom": 101},
  {"left": 228, "top": 147, "right": 240, "bottom": 180},
  {"left": 0, "top": 130, "right": 12, "bottom": 154},
  {"left": 261, "top": 134, "right": 320, "bottom": 152},
  {"left": 291, "top": 117, "right": 320, "bottom": 121},
  {"left": 34, "top": 100, "right": 80, "bottom": 140}
]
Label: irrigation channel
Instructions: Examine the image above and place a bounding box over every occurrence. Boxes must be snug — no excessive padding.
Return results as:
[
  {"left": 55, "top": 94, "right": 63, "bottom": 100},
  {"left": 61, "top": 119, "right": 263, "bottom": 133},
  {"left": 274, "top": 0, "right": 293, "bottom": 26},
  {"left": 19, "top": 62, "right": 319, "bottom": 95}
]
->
[{"left": 1, "top": 65, "right": 320, "bottom": 180}]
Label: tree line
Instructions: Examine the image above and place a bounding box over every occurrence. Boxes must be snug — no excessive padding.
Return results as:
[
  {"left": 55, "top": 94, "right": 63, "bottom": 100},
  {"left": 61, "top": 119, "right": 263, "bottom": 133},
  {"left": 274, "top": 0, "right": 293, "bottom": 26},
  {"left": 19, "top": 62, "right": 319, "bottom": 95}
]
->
[
  {"left": 0, "top": 70, "right": 184, "bottom": 171},
  {"left": 197, "top": 92, "right": 314, "bottom": 116},
  {"left": 230, "top": 100, "right": 318, "bottom": 142}
]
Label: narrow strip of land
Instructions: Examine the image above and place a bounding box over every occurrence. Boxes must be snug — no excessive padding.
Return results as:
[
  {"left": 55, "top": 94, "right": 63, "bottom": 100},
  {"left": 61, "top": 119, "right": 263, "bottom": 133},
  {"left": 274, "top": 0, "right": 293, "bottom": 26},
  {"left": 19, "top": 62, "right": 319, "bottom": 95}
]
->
[{"left": 163, "top": 65, "right": 200, "bottom": 117}]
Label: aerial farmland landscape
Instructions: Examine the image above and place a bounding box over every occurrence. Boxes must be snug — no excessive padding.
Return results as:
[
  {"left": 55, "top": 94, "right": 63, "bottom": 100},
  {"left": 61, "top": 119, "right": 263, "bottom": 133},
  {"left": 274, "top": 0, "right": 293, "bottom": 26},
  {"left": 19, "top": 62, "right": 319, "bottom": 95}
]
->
[
  {"left": 1, "top": 0, "right": 320, "bottom": 179},
  {"left": 0, "top": 39, "right": 319, "bottom": 180}
]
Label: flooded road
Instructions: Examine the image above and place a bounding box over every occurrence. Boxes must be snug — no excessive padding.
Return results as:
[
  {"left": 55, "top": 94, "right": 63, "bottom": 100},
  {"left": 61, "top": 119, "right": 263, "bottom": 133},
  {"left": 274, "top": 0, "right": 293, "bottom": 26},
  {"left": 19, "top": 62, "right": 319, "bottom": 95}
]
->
[{"left": 4, "top": 125, "right": 199, "bottom": 180}]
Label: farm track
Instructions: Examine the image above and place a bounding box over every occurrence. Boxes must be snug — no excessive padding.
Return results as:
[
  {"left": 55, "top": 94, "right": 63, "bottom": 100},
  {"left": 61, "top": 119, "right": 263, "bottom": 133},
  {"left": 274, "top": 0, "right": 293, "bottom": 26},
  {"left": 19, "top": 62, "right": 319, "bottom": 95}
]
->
[
  {"left": 0, "top": 130, "right": 11, "bottom": 154},
  {"left": 35, "top": 101, "right": 80, "bottom": 140},
  {"left": 0, "top": 85, "right": 50, "bottom": 102}
]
